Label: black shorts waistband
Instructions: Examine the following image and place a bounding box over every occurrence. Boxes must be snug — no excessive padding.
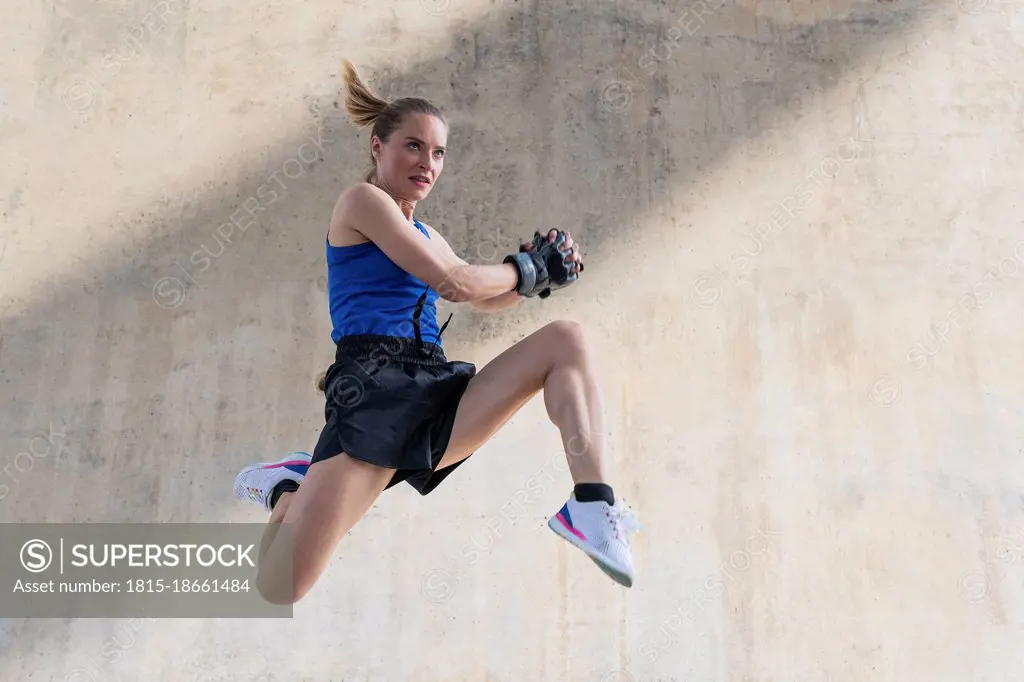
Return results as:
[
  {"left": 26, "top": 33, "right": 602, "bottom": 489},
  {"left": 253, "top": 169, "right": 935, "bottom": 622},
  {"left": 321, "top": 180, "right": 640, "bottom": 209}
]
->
[{"left": 334, "top": 334, "right": 449, "bottom": 366}]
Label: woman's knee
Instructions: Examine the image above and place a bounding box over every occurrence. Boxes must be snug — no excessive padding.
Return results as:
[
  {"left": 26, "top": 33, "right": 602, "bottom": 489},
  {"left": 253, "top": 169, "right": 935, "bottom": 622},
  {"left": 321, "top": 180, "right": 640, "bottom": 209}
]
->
[
  {"left": 257, "top": 572, "right": 300, "bottom": 606},
  {"left": 257, "top": 575, "right": 318, "bottom": 606},
  {"left": 543, "top": 319, "right": 591, "bottom": 361}
]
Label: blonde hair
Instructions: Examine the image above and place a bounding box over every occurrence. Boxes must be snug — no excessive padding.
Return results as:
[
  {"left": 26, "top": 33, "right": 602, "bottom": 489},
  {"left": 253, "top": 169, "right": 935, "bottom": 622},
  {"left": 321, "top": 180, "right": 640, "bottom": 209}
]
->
[{"left": 340, "top": 59, "right": 448, "bottom": 183}]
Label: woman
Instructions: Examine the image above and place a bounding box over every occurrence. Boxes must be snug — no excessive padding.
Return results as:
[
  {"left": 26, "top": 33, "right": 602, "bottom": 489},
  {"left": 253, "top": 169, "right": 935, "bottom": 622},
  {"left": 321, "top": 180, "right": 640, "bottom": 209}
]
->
[{"left": 232, "top": 60, "right": 638, "bottom": 605}]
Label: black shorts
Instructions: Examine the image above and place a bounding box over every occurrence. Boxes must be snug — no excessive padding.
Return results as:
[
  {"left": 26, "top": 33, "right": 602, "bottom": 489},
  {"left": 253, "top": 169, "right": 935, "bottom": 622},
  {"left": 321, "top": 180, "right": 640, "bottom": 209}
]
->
[{"left": 311, "top": 334, "right": 477, "bottom": 495}]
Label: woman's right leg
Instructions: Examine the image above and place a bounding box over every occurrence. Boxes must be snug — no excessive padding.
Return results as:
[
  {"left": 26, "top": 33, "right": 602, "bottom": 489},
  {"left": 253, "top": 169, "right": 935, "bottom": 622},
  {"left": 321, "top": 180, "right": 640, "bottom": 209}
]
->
[{"left": 256, "top": 453, "right": 394, "bottom": 605}]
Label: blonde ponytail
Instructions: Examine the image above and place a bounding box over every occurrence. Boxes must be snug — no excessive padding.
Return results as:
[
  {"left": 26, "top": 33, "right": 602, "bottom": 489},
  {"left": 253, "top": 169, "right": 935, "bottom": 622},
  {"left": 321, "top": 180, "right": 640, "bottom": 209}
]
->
[{"left": 341, "top": 59, "right": 389, "bottom": 129}]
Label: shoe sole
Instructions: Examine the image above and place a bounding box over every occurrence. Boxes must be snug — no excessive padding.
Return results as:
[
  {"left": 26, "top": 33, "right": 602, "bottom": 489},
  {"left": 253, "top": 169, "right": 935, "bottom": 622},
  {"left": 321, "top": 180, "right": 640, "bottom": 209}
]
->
[{"left": 547, "top": 517, "right": 634, "bottom": 588}]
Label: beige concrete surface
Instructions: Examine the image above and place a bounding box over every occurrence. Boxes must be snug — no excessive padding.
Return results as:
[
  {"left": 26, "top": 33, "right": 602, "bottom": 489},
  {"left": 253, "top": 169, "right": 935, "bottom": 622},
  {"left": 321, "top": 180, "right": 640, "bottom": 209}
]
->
[{"left": 3, "top": 0, "right": 1024, "bottom": 679}]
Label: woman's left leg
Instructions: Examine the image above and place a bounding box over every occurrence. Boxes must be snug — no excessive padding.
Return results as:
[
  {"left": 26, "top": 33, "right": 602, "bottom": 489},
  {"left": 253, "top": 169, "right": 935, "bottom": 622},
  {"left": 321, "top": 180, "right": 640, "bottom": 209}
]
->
[
  {"left": 435, "top": 318, "right": 638, "bottom": 587},
  {"left": 437, "top": 318, "right": 606, "bottom": 481}
]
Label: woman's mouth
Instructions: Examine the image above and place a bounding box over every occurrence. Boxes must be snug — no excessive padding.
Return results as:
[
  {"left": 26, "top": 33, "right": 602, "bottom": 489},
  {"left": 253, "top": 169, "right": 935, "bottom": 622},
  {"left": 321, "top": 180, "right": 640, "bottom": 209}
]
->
[{"left": 410, "top": 175, "right": 430, "bottom": 188}]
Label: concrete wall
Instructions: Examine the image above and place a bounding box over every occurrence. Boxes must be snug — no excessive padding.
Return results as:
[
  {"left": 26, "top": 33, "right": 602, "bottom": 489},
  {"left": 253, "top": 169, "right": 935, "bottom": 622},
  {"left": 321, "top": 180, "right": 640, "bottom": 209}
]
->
[{"left": 3, "top": 0, "right": 1023, "bottom": 679}]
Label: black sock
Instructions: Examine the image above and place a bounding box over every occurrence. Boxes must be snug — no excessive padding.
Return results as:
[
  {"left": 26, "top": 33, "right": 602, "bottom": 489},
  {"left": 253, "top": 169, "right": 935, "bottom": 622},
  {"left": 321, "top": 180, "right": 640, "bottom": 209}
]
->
[
  {"left": 270, "top": 480, "right": 299, "bottom": 509},
  {"left": 574, "top": 483, "right": 614, "bottom": 506}
]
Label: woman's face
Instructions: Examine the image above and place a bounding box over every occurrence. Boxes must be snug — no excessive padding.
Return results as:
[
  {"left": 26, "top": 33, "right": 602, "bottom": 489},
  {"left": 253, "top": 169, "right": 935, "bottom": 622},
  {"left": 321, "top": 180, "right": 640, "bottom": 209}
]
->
[{"left": 373, "top": 113, "right": 447, "bottom": 202}]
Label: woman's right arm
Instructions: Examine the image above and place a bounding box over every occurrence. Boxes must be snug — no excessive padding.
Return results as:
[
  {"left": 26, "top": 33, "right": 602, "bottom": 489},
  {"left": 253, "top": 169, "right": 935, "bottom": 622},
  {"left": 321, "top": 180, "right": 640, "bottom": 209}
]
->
[{"left": 335, "top": 183, "right": 518, "bottom": 303}]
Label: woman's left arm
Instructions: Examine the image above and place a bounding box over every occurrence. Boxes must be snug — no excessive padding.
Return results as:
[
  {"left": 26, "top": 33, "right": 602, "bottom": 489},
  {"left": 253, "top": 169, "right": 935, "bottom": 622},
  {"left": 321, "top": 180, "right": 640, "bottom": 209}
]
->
[{"left": 470, "top": 289, "right": 523, "bottom": 312}]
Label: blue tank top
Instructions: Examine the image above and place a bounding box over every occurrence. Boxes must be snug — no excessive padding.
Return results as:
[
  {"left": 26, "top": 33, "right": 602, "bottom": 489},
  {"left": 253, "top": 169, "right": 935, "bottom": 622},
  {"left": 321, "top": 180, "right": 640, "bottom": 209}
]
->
[{"left": 325, "top": 218, "right": 450, "bottom": 348}]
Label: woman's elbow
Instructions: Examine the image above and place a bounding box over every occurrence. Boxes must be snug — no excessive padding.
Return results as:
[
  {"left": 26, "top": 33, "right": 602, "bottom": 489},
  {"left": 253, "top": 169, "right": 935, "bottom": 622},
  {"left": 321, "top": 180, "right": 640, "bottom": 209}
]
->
[
  {"left": 433, "top": 266, "right": 475, "bottom": 303},
  {"left": 442, "top": 288, "right": 474, "bottom": 304}
]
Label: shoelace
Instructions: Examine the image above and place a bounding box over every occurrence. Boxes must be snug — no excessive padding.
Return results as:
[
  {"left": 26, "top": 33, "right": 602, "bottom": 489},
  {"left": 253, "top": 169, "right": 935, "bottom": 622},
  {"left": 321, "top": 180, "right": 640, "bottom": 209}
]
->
[{"left": 606, "top": 502, "right": 642, "bottom": 542}]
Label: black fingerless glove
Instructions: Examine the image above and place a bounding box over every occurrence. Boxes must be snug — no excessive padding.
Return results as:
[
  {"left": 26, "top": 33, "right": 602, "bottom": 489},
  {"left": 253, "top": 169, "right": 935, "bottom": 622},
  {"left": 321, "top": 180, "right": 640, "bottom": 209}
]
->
[{"left": 504, "top": 231, "right": 580, "bottom": 298}]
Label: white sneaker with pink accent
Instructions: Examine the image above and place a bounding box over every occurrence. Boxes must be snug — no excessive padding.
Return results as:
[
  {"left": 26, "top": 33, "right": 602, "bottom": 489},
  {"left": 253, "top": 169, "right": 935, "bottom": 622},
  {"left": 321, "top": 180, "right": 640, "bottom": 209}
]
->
[
  {"left": 547, "top": 492, "right": 639, "bottom": 587},
  {"left": 232, "top": 452, "right": 312, "bottom": 512}
]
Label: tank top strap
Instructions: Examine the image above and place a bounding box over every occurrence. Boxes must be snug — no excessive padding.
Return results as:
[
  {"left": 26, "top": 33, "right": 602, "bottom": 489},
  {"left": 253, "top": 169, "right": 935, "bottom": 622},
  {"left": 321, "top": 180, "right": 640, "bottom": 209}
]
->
[
  {"left": 408, "top": 217, "right": 449, "bottom": 355},
  {"left": 412, "top": 218, "right": 430, "bottom": 238}
]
